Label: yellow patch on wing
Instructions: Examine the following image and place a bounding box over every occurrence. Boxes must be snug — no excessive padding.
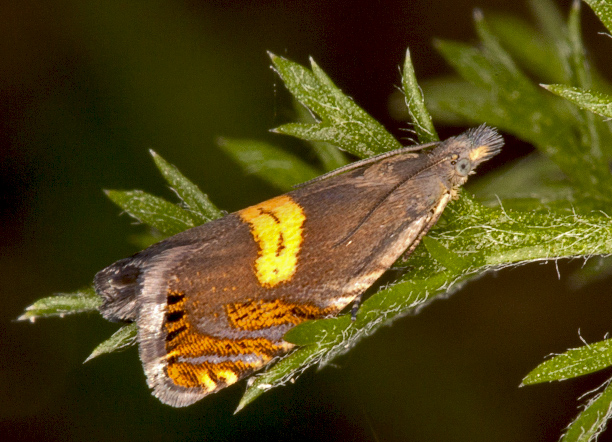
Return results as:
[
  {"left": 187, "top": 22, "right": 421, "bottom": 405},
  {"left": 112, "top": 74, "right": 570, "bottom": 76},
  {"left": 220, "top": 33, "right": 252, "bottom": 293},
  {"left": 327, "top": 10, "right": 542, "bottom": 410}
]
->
[
  {"left": 197, "top": 373, "right": 217, "bottom": 392},
  {"left": 216, "top": 369, "right": 238, "bottom": 385},
  {"left": 239, "top": 195, "right": 306, "bottom": 287}
]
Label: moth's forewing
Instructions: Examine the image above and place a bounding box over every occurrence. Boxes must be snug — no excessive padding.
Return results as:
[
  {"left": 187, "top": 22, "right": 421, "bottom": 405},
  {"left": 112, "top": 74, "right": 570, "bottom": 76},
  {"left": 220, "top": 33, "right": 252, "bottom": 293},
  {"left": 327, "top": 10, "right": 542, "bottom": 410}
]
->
[{"left": 95, "top": 125, "right": 503, "bottom": 407}]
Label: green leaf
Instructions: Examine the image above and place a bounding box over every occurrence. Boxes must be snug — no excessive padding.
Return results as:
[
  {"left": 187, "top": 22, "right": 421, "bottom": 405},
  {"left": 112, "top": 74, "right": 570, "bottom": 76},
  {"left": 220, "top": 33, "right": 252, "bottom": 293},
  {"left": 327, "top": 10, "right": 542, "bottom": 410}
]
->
[
  {"left": 543, "top": 85, "right": 612, "bottom": 118},
  {"left": 420, "top": 77, "right": 482, "bottom": 126},
  {"left": 487, "top": 13, "right": 569, "bottom": 84},
  {"left": 528, "top": 0, "right": 569, "bottom": 63},
  {"left": 284, "top": 314, "right": 351, "bottom": 347},
  {"left": 270, "top": 53, "right": 402, "bottom": 158},
  {"left": 18, "top": 287, "right": 101, "bottom": 321},
  {"left": 522, "top": 339, "right": 612, "bottom": 384},
  {"left": 84, "top": 323, "right": 138, "bottom": 363},
  {"left": 422, "top": 236, "right": 471, "bottom": 272},
  {"left": 217, "top": 137, "right": 320, "bottom": 191},
  {"left": 417, "top": 5, "right": 612, "bottom": 439},
  {"left": 310, "top": 140, "right": 349, "bottom": 172},
  {"left": 505, "top": 0, "right": 610, "bottom": 93},
  {"left": 430, "top": 39, "right": 590, "bottom": 189},
  {"left": 150, "top": 150, "right": 223, "bottom": 223},
  {"left": 105, "top": 189, "right": 196, "bottom": 237},
  {"left": 561, "top": 379, "right": 612, "bottom": 442},
  {"left": 568, "top": 1, "right": 591, "bottom": 89},
  {"left": 584, "top": 0, "right": 612, "bottom": 34},
  {"left": 473, "top": 9, "right": 525, "bottom": 80},
  {"left": 293, "top": 99, "right": 349, "bottom": 172},
  {"left": 236, "top": 344, "right": 322, "bottom": 413},
  {"left": 566, "top": 1, "right": 606, "bottom": 162},
  {"left": 401, "top": 48, "right": 438, "bottom": 143}
]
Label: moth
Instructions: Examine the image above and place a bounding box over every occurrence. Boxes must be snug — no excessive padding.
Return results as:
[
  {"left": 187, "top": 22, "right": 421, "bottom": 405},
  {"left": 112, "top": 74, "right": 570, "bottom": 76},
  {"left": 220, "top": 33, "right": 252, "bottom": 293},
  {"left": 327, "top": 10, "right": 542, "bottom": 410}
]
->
[{"left": 95, "top": 125, "right": 503, "bottom": 407}]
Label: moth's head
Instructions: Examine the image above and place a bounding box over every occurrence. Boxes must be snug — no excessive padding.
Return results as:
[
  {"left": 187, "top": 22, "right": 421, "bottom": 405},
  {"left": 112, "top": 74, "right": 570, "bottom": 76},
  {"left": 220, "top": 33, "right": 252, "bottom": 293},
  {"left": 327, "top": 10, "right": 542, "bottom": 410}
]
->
[{"left": 438, "top": 125, "right": 504, "bottom": 186}]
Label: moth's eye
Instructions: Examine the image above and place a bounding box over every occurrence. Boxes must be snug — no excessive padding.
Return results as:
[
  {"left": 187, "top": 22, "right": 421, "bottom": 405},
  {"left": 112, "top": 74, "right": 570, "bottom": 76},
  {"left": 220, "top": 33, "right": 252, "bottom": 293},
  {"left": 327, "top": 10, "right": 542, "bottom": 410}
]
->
[{"left": 455, "top": 158, "right": 471, "bottom": 176}]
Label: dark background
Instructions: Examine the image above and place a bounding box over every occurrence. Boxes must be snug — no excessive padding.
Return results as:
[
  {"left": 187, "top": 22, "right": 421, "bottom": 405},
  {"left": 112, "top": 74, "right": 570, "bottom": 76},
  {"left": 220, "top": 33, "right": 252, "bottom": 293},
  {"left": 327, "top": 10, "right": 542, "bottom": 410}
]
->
[{"left": 3, "top": 1, "right": 612, "bottom": 441}]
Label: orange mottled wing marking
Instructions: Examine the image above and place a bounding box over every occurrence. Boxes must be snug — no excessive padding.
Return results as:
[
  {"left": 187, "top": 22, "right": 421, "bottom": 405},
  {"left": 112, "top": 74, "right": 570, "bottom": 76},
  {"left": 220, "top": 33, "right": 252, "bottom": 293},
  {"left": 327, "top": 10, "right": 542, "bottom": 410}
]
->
[
  {"left": 163, "top": 291, "right": 291, "bottom": 392},
  {"left": 225, "top": 299, "right": 336, "bottom": 331}
]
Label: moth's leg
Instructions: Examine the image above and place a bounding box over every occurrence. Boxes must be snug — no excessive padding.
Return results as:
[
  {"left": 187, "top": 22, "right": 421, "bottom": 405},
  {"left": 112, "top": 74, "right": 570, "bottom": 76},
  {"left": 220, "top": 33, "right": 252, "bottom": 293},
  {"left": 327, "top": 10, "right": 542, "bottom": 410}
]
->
[{"left": 351, "top": 295, "right": 362, "bottom": 321}]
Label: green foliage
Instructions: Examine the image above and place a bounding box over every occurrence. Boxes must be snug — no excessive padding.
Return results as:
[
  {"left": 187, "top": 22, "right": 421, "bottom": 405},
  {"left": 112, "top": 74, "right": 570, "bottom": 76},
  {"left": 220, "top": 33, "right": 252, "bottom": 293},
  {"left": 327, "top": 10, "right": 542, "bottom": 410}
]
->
[
  {"left": 413, "top": 1, "right": 612, "bottom": 440},
  {"left": 84, "top": 323, "right": 138, "bottom": 363},
  {"left": 543, "top": 85, "right": 612, "bottom": 118},
  {"left": 401, "top": 48, "right": 438, "bottom": 143},
  {"left": 19, "top": 287, "right": 101, "bottom": 321},
  {"left": 291, "top": 99, "right": 350, "bottom": 172},
  {"left": 523, "top": 338, "right": 612, "bottom": 384},
  {"left": 584, "top": 0, "right": 612, "bottom": 31},
  {"left": 104, "top": 190, "right": 197, "bottom": 237},
  {"left": 217, "top": 137, "right": 320, "bottom": 190},
  {"left": 422, "top": 2, "right": 612, "bottom": 208},
  {"left": 103, "top": 152, "right": 222, "bottom": 238},
  {"left": 270, "top": 53, "right": 402, "bottom": 157},
  {"left": 18, "top": 1, "right": 612, "bottom": 438},
  {"left": 150, "top": 150, "right": 224, "bottom": 223},
  {"left": 562, "top": 381, "right": 612, "bottom": 442}
]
